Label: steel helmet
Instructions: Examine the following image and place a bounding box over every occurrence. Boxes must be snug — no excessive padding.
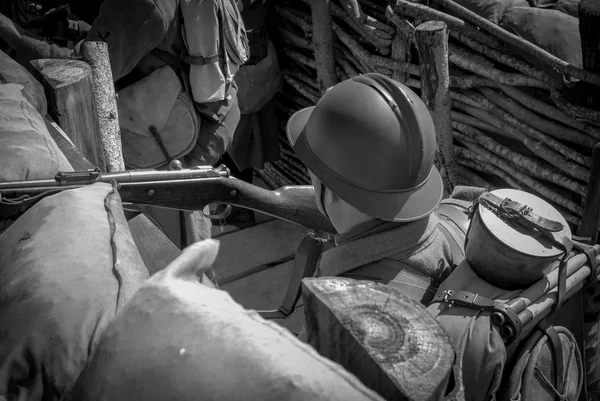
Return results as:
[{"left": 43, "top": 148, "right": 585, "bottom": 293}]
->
[{"left": 286, "top": 73, "right": 443, "bottom": 222}]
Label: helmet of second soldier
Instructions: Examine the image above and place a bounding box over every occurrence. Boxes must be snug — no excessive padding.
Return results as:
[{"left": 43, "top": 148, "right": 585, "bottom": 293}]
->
[{"left": 286, "top": 73, "right": 443, "bottom": 222}]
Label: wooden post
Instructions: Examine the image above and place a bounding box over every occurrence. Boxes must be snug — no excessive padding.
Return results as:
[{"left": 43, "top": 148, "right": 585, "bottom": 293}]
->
[
  {"left": 579, "top": 0, "right": 600, "bottom": 109},
  {"left": 386, "top": 10, "right": 416, "bottom": 84},
  {"left": 578, "top": 5, "right": 600, "bottom": 393},
  {"left": 391, "top": 27, "right": 411, "bottom": 83},
  {"left": 81, "top": 41, "right": 125, "bottom": 173},
  {"left": 31, "top": 58, "right": 103, "bottom": 168},
  {"left": 311, "top": 0, "right": 338, "bottom": 94},
  {"left": 302, "top": 277, "right": 455, "bottom": 401},
  {"left": 415, "top": 21, "right": 456, "bottom": 193},
  {"left": 578, "top": 144, "right": 600, "bottom": 242},
  {"left": 577, "top": 143, "right": 600, "bottom": 395}
]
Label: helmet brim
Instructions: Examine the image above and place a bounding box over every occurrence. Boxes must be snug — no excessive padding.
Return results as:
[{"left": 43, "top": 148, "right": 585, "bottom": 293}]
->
[
  {"left": 286, "top": 107, "right": 314, "bottom": 147},
  {"left": 286, "top": 107, "right": 444, "bottom": 222}
]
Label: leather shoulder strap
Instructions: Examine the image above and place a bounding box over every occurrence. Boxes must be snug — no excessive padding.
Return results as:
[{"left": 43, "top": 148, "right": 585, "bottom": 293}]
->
[{"left": 435, "top": 203, "right": 469, "bottom": 268}]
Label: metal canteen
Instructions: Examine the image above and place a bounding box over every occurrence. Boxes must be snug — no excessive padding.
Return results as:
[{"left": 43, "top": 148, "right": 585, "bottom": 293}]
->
[{"left": 464, "top": 188, "right": 572, "bottom": 290}]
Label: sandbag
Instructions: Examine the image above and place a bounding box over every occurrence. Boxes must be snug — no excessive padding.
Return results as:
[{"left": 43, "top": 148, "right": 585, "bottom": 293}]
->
[
  {"left": 62, "top": 239, "right": 385, "bottom": 401},
  {"left": 0, "top": 183, "right": 150, "bottom": 401},
  {"left": 552, "top": 0, "right": 579, "bottom": 17},
  {"left": 500, "top": 7, "right": 582, "bottom": 68},
  {"left": 0, "top": 83, "right": 72, "bottom": 181},
  {"left": 528, "top": 0, "right": 580, "bottom": 17},
  {"left": 0, "top": 49, "right": 47, "bottom": 115},
  {"left": 443, "top": 0, "right": 528, "bottom": 24}
]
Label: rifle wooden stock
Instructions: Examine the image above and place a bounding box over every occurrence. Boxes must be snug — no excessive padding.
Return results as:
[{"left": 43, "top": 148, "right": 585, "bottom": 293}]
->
[
  {"left": 117, "top": 178, "right": 336, "bottom": 235},
  {"left": 0, "top": 171, "right": 336, "bottom": 235}
]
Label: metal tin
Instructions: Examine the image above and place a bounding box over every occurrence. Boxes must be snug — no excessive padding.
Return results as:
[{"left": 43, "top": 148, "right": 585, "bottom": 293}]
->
[{"left": 465, "top": 189, "right": 571, "bottom": 290}]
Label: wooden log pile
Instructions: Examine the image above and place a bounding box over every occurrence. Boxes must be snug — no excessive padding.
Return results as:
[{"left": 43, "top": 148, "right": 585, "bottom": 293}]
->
[{"left": 259, "top": 0, "right": 600, "bottom": 228}]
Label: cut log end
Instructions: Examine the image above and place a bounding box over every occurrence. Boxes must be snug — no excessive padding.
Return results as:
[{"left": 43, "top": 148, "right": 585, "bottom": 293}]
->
[
  {"left": 30, "top": 59, "right": 92, "bottom": 89},
  {"left": 416, "top": 20, "right": 447, "bottom": 33},
  {"left": 302, "top": 277, "right": 454, "bottom": 401}
]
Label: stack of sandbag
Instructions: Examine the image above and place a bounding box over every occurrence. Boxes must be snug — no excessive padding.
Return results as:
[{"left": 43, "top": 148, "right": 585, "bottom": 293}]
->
[
  {"left": 0, "top": 183, "right": 150, "bottom": 401},
  {"left": 266, "top": 0, "right": 599, "bottom": 228},
  {"left": 0, "top": 49, "right": 47, "bottom": 116},
  {"left": 0, "top": 52, "right": 72, "bottom": 233},
  {"left": 451, "top": 0, "right": 582, "bottom": 68},
  {"left": 0, "top": 83, "right": 71, "bottom": 182},
  {"left": 0, "top": 81, "right": 73, "bottom": 233},
  {"left": 61, "top": 239, "right": 385, "bottom": 401}
]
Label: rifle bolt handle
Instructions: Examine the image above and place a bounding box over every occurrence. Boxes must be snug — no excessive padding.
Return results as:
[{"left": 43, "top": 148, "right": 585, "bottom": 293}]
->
[{"left": 169, "top": 160, "right": 184, "bottom": 171}]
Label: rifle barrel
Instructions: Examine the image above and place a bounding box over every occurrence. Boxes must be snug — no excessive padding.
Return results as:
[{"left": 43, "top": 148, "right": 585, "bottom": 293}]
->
[{"left": 0, "top": 165, "right": 228, "bottom": 193}]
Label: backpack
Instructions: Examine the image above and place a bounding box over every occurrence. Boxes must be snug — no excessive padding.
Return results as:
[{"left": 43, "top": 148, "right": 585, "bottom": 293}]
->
[{"left": 502, "top": 322, "right": 583, "bottom": 401}]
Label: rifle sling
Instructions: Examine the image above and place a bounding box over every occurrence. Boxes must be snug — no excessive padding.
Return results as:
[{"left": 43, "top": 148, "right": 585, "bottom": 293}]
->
[{"left": 149, "top": 126, "right": 173, "bottom": 163}]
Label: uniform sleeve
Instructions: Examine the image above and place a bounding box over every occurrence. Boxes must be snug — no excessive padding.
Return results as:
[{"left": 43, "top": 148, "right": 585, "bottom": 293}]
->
[{"left": 84, "top": 0, "right": 172, "bottom": 81}]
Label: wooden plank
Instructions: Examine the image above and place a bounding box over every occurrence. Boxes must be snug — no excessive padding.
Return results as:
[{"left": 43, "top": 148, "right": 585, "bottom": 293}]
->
[
  {"left": 128, "top": 214, "right": 181, "bottom": 276},
  {"left": 212, "top": 219, "right": 307, "bottom": 283},
  {"left": 222, "top": 259, "right": 295, "bottom": 309},
  {"left": 302, "top": 277, "right": 456, "bottom": 401},
  {"left": 221, "top": 259, "right": 307, "bottom": 335},
  {"left": 31, "top": 58, "right": 103, "bottom": 167},
  {"left": 44, "top": 117, "right": 96, "bottom": 171}
]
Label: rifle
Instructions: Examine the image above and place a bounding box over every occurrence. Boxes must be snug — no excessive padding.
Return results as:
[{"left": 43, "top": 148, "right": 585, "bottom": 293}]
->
[{"left": 0, "top": 165, "right": 337, "bottom": 235}]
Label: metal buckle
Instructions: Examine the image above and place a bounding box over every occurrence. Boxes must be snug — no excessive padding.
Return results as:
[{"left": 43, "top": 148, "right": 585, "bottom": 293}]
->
[
  {"left": 500, "top": 197, "right": 531, "bottom": 217},
  {"left": 442, "top": 289, "right": 455, "bottom": 302}
]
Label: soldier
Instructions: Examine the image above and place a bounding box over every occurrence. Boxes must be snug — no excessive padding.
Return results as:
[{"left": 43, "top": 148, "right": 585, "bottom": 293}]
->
[
  {"left": 0, "top": 0, "right": 250, "bottom": 240},
  {"left": 0, "top": 0, "right": 248, "bottom": 169},
  {"left": 286, "top": 72, "right": 484, "bottom": 304}
]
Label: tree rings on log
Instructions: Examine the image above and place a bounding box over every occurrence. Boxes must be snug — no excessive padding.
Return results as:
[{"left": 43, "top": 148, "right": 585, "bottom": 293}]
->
[{"left": 302, "top": 277, "right": 455, "bottom": 401}]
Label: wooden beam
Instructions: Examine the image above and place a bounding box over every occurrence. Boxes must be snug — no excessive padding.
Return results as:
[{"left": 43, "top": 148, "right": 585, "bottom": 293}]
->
[
  {"left": 415, "top": 21, "right": 456, "bottom": 193},
  {"left": 43, "top": 116, "right": 95, "bottom": 171},
  {"left": 302, "top": 277, "right": 455, "bottom": 401},
  {"left": 31, "top": 58, "right": 102, "bottom": 168}
]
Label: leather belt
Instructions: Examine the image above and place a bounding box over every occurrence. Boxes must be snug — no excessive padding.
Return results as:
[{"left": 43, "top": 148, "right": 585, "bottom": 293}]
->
[
  {"left": 477, "top": 192, "right": 564, "bottom": 233},
  {"left": 431, "top": 289, "right": 523, "bottom": 345}
]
